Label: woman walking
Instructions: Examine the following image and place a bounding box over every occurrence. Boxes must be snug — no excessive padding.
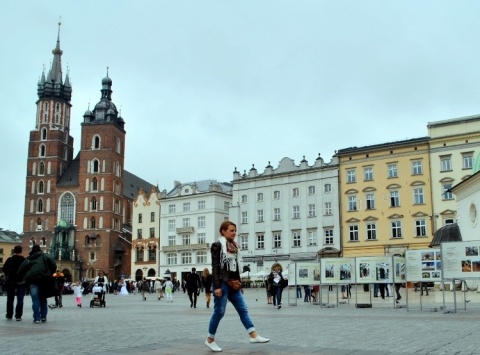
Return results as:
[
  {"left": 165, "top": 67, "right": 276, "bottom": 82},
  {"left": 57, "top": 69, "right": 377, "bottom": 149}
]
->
[
  {"left": 202, "top": 268, "right": 213, "bottom": 308},
  {"left": 267, "top": 263, "right": 286, "bottom": 309},
  {"left": 205, "top": 221, "right": 269, "bottom": 352}
]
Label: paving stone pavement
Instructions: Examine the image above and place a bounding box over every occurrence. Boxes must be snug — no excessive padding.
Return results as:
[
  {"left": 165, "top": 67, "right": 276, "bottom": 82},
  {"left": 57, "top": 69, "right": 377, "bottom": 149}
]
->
[{"left": 2, "top": 286, "right": 480, "bottom": 354}]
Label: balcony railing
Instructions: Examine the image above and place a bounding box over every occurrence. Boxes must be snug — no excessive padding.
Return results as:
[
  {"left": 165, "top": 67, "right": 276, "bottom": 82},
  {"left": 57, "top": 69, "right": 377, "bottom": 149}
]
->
[
  {"left": 162, "top": 243, "right": 209, "bottom": 252},
  {"left": 176, "top": 227, "right": 195, "bottom": 234}
]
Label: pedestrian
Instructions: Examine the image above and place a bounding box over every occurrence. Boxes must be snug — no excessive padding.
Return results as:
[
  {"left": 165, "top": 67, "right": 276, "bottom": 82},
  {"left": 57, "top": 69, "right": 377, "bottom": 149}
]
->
[
  {"left": 2, "top": 245, "right": 26, "bottom": 321},
  {"left": 267, "top": 262, "right": 286, "bottom": 309},
  {"left": 154, "top": 278, "right": 163, "bottom": 300},
  {"left": 72, "top": 281, "right": 84, "bottom": 307},
  {"left": 94, "top": 270, "right": 108, "bottom": 294},
  {"left": 140, "top": 278, "right": 150, "bottom": 300},
  {"left": 420, "top": 282, "right": 429, "bottom": 296},
  {"left": 17, "top": 244, "right": 57, "bottom": 324},
  {"left": 186, "top": 267, "right": 202, "bottom": 308},
  {"left": 205, "top": 221, "right": 269, "bottom": 352},
  {"left": 296, "top": 285, "right": 302, "bottom": 299},
  {"left": 394, "top": 283, "right": 402, "bottom": 303},
  {"left": 164, "top": 277, "right": 174, "bottom": 302},
  {"left": 303, "top": 285, "right": 311, "bottom": 302},
  {"left": 52, "top": 269, "right": 65, "bottom": 308},
  {"left": 202, "top": 268, "right": 213, "bottom": 308}
]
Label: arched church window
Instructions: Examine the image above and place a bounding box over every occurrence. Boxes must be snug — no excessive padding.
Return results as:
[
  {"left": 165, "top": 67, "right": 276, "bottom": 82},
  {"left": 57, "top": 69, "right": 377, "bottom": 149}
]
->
[
  {"left": 116, "top": 138, "right": 121, "bottom": 154},
  {"left": 93, "top": 135, "right": 100, "bottom": 149},
  {"left": 90, "top": 217, "right": 96, "bottom": 229},
  {"left": 39, "top": 144, "right": 46, "bottom": 157},
  {"left": 92, "top": 159, "right": 99, "bottom": 173},
  {"left": 60, "top": 192, "right": 75, "bottom": 224},
  {"left": 38, "top": 180, "right": 44, "bottom": 194},
  {"left": 91, "top": 197, "right": 97, "bottom": 211},
  {"left": 92, "top": 177, "right": 98, "bottom": 191},
  {"left": 41, "top": 128, "right": 47, "bottom": 140},
  {"left": 39, "top": 161, "right": 45, "bottom": 175},
  {"left": 37, "top": 199, "right": 43, "bottom": 213}
]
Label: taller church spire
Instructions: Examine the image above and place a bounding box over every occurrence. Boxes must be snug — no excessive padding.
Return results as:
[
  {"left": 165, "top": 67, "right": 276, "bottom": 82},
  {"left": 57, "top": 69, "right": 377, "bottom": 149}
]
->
[{"left": 37, "top": 20, "right": 72, "bottom": 101}]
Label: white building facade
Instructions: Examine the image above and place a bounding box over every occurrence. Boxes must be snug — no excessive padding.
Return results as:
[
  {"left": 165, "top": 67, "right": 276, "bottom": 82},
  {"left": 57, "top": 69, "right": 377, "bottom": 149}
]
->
[
  {"left": 230, "top": 155, "right": 340, "bottom": 275},
  {"left": 159, "top": 180, "right": 232, "bottom": 284}
]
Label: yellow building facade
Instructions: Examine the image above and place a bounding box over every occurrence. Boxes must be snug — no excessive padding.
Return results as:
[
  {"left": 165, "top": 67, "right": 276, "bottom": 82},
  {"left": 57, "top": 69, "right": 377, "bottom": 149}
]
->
[{"left": 336, "top": 138, "right": 433, "bottom": 257}]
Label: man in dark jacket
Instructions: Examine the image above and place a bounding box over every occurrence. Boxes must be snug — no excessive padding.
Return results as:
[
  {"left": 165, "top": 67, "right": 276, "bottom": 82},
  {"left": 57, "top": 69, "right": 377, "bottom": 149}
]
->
[
  {"left": 186, "top": 267, "right": 202, "bottom": 308},
  {"left": 2, "top": 245, "right": 25, "bottom": 321},
  {"left": 17, "top": 245, "right": 57, "bottom": 324}
]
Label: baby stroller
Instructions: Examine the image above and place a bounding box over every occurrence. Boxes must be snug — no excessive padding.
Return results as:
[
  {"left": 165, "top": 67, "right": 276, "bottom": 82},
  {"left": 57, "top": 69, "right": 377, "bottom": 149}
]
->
[{"left": 90, "top": 283, "right": 106, "bottom": 308}]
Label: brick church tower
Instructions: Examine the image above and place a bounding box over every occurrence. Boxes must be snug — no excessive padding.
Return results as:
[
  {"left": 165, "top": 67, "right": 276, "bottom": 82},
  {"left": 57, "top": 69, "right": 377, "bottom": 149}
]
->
[
  {"left": 23, "top": 24, "right": 153, "bottom": 282},
  {"left": 23, "top": 23, "right": 74, "bottom": 248}
]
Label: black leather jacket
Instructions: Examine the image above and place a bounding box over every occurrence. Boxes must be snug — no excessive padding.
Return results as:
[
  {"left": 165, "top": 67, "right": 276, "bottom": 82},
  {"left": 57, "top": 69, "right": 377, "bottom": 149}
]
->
[{"left": 211, "top": 241, "right": 240, "bottom": 290}]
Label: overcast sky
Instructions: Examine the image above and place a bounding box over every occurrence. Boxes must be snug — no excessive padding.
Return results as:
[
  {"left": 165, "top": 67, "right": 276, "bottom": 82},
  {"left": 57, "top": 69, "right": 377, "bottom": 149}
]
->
[{"left": 2, "top": 1, "right": 480, "bottom": 233}]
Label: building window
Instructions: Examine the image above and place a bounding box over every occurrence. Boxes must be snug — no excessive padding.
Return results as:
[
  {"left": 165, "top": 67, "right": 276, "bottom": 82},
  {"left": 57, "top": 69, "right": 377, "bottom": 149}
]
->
[
  {"left": 391, "top": 221, "right": 402, "bottom": 238},
  {"left": 116, "top": 138, "right": 121, "bottom": 154},
  {"left": 240, "top": 234, "right": 248, "bottom": 250},
  {"left": 60, "top": 192, "right": 75, "bottom": 224},
  {"left": 197, "top": 251, "right": 207, "bottom": 264},
  {"left": 347, "top": 169, "right": 356, "bottom": 183},
  {"left": 308, "top": 204, "right": 316, "bottom": 217},
  {"left": 183, "top": 235, "right": 191, "bottom": 245},
  {"left": 324, "top": 229, "right": 333, "bottom": 245},
  {"left": 390, "top": 191, "right": 400, "bottom": 207},
  {"left": 138, "top": 213, "right": 142, "bottom": 223},
  {"left": 168, "top": 235, "right": 175, "bottom": 246},
  {"left": 293, "top": 206, "right": 300, "bottom": 219},
  {"left": 41, "top": 128, "right": 47, "bottom": 140},
  {"left": 91, "top": 177, "right": 98, "bottom": 191},
  {"left": 197, "top": 233, "right": 206, "bottom": 244},
  {"left": 198, "top": 200, "right": 205, "bottom": 210},
  {"left": 273, "top": 191, "right": 280, "bottom": 199},
  {"left": 38, "top": 180, "right": 44, "bottom": 194},
  {"left": 241, "top": 211, "right": 248, "bottom": 224},
  {"left": 257, "top": 193, "right": 263, "bottom": 201},
  {"left": 241, "top": 195, "right": 247, "bottom": 203},
  {"left": 273, "top": 232, "right": 281, "bottom": 248},
  {"left": 90, "top": 217, "right": 96, "bottom": 229},
  {"left": 148, "top": 246, "right": 156, "bottom": 261},
  {"left": 440, "top": 156, "right": 452, "bottom": 171},
  {"left": 198, "top": 216, "right": 206, "bottom": 228},
  {"left": 39, "top": 161, "right": 45, "bottom": 175},
  {"left": 183, "top": 202, "right": 190, "bottom": 212},
  {"left": 349, "top": 225, "right": 359, "bottom": 241},
  {"left": 364, "top": 167, "right": 373, "bottom": 181},
  {"left": 443, "top": 183, "right": 453, "bottom": 200},
  {"left": 149, "top": 227, "right": 155, "bottom": 238},
  {"left": 324, "top": 183, "right": 332, "bottom": 193},
  {"left": 293, "top": 188, "right": 300, "bottom": 197},
  {"left": 150, "top": 212, "right": 155, "bottom": 222},
  {"left": 274, "top": 208, "right": 281, "bottom": 221},
  {"left": 463, "top": 154, "right": 473, "bottom": 169},
  {"left": 181, "top": 252, "right": 192, "bottom": 264},
  {"left": 292, "top": 231, "right": 301, "bottom": 247},
  {"left": 413, "top": 188, "right": 424, "bottom": 204},
  {"left": 92, "top": 159, "right": 99, "bottom": 173},
  {"left": 256, "top": 234, "right": 264, "bottom": 249},
  {"left": 182, "top": 218, "right": 190, "bottom": 228},
  {"left": 91, "top": 197, "right": 97, "bottom": 211},
  {"left": 308, "top": 186, "right": 316, "bottom": 195},
  {"left": 93, "top": 135, "right": 100, "bottom": 149},
  {"left": 324, "top": 202, "right": 332, "bottom": 216},
  {"left": 168, "top": 219, "right": 175, "bottom": 231},
  {"left": 257, "top": 209, "right": 264, "bottom": 222},
  {"left": 388, "top": 164, "right": 398, "bottom": 178},
  {"left": 135, "top": 248, "right": 143, "bottom": 262},
  {"left": 224, "top": 201, "right": 230, "bottom": 211},
  {"left": 308, "top": 230, "right": 317, "bottom": 246},
  {"left": 348, "top": 196, "right": 357, "bottom": 211},
  {"left": 169, "top": 204, "right": 176, "bottom": 214},
  {"left": 90, "top": 252, "right": 96, "bottom": 261},
  {"left": 39, "top": 144, "right": 46, "bottom": 157},
  {"left": 137, "top": 229, "right": 142, "bottom": 239},
  {"left": 415, "top": 219, "right": 427, "bottom": 237},
  {"left": 166, "top": 253, "right": 177, "bottom": 265},
  {"left": 412, "top": 161, "right": 423, "bottom": 175},
  {"left": 444, "top": 218, "right": 454, "bottom": 225},
  {"left": 366, "top": 193, "right": 375, "bottom": 210},
  {"left": 366, "top": 223, "right": 377, "bottom": 240}
]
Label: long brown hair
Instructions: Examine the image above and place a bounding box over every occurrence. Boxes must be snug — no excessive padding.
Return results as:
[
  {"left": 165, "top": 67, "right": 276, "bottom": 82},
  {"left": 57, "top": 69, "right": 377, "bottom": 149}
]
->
[
  {"left": 203, "top": 268, "right": 210, "bottom": 279},
  {"left": 219, "top": 220, "right": 236, "bottom": 235}
]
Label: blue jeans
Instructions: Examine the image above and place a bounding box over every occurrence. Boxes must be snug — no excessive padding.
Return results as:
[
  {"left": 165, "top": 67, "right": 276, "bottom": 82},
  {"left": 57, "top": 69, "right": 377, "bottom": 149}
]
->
[
  {"left": 30, "top": 284, "right": 48, "bottom": 321},
  {"left": 272, "top": 286, "right": 282, "bottom": 306},
  {"left": 208, "top": 281, "right": 255, "bottom": 338},
  {"left": 6, "top": 284, "right": 25, "bottom": 319}
]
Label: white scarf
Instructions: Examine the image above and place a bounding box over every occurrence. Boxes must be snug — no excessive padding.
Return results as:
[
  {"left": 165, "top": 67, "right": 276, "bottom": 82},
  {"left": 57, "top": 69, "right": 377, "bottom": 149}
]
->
[{"left": 219, "top": 236, "right": 238, "bottom": 272}]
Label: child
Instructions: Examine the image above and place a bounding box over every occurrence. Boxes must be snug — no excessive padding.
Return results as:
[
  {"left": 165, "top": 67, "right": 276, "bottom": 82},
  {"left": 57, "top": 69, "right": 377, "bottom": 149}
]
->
[
  {"left": 73, "top": 281, "right": 84, "bottom": 308},
  {"left": 164, "top": 277, "right": 174, "bottom": 302}
]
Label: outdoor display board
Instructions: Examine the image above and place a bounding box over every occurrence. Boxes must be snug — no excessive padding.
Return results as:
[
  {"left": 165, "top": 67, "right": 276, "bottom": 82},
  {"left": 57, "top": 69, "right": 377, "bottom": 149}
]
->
[
  {"left": 289, "top": 262, "right": 320, "bottom": 285},
  {"left": 355, "top": 256, "right": 393, "bottom": 283},
  {"left": 442, "top": 240, "right": 480, "bottom": 279},
  {"left": 405, "top": 249, "right": 441, "bottom": 282},
  {"left": 393, "top": 256, "right": 406, "bottom": 283},
  {"left": 320, "top": 257, "right": 355, "bottom": 284}
]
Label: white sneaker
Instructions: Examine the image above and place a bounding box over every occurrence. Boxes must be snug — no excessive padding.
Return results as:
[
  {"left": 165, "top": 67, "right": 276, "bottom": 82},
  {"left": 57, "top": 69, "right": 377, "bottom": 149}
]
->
[
  {"left": 205, "top": 339, "right": 222, "bottom": 352},
  {"left": 250, "top": 335, "right": 270, "bottom": 343}
]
